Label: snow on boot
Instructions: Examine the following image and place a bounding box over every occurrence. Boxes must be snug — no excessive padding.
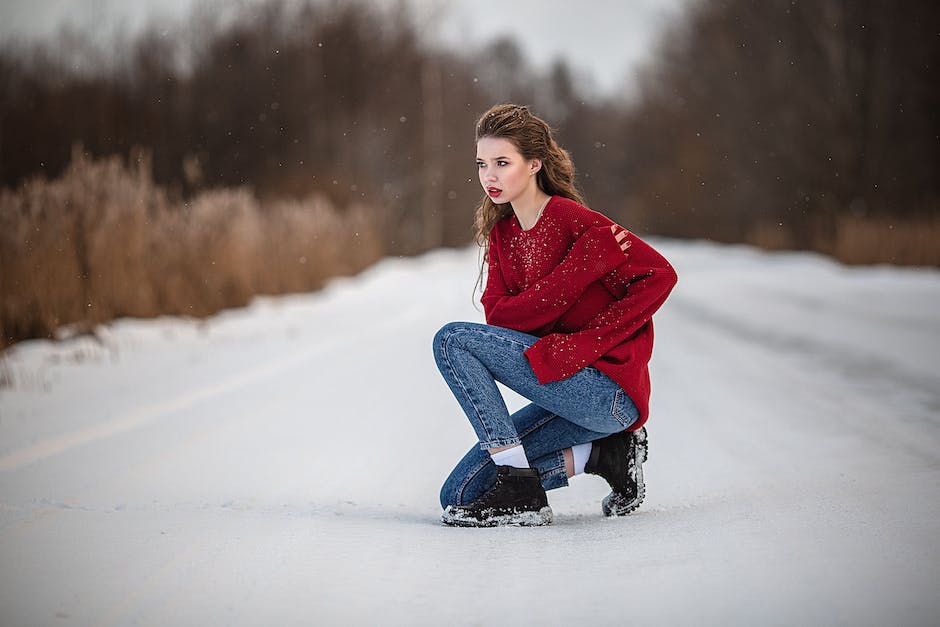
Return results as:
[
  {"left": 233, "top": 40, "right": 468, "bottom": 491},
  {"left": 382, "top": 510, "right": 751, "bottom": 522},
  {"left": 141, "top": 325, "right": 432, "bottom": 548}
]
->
[
  {"left": 584, "top": 427, "right": 648, "bottom": 516},
  {"left": 441, "top": 465, "right": 553, "bottom": 527}
]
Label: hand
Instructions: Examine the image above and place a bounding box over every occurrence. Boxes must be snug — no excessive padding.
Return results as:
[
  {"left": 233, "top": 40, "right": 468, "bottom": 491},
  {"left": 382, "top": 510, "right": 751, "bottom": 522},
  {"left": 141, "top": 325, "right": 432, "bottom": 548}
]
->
[{"left": 610, "top": 224, "right": 631, "bottom": 253}]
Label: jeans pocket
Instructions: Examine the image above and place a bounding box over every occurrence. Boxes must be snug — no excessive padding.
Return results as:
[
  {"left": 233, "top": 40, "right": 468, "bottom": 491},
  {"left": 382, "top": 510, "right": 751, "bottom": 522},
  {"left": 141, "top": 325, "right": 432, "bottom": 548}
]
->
[{"left": 610, "top": 388, "right": 637, "bottom": 428}]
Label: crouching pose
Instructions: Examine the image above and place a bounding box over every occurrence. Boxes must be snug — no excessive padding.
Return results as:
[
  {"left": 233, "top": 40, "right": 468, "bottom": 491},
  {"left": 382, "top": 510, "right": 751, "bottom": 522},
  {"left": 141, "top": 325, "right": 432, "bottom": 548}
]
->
[{"left": 433, "top": 104, "right": 677, "bottom": 527}]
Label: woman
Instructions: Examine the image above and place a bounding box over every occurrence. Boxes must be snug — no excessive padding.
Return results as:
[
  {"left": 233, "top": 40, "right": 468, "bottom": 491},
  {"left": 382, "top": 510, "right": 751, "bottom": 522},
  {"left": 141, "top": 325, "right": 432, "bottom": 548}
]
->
[{"left": 433, "top": 104, "right": 677, "bottom": 527}]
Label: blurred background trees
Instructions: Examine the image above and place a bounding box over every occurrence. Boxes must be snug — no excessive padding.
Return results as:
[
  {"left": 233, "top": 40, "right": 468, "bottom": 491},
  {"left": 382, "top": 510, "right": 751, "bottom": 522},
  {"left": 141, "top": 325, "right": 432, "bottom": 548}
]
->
[
  {"left": 1, "top": 1, "right": 492, "bottom": 253},
  {"left": 1, "top": 0, "right": 938, "bottom": 345},
  {"left": 617, "top": 0, "right": 940, "bottom": 262}
]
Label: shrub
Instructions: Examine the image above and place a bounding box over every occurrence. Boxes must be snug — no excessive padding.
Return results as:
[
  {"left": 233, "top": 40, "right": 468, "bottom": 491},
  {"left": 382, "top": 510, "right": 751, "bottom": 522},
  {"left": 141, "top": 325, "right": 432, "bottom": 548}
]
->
[{"left": 0, "top": 148, "right": 383, "bottom": 347}]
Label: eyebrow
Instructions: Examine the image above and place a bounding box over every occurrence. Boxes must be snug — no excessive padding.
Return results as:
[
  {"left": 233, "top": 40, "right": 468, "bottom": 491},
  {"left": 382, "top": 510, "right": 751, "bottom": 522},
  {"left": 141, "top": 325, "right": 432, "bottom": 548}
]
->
[{"left": 476, "top": 156, "right": 511, "bottom": 161}]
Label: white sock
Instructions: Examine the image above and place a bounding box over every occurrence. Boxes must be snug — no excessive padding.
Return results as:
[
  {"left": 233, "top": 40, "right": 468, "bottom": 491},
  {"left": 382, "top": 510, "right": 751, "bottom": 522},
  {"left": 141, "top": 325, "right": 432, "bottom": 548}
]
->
[
  {"left": 571, "top": 442, "right": 592, "bottom": 475},
  {"left": 490, "top": 445, "right": 530, "bottom": 469}
]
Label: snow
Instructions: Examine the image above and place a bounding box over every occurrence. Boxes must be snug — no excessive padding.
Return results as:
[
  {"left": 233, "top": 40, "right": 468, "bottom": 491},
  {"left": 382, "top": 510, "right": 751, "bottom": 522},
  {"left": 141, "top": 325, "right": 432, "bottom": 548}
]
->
[{"left": 1, "top": 240, "right": 939, "bottom": 626}]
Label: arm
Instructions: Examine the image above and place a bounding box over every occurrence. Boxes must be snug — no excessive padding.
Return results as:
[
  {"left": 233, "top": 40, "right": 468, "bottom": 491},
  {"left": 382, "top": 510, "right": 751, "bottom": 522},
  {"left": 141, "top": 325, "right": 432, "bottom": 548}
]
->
[
  {"left": 524, "top": 233, "right": 678, "bottom": 383},
  {"left": 482, "top": 225, "right": 628, "bottom": 333}
]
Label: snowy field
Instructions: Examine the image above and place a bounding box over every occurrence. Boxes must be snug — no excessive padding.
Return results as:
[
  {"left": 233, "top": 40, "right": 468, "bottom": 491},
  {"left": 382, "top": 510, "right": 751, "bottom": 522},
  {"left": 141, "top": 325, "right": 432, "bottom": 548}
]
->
[{"left": 1, "top": 239, "right": 939, "bottom": 626}]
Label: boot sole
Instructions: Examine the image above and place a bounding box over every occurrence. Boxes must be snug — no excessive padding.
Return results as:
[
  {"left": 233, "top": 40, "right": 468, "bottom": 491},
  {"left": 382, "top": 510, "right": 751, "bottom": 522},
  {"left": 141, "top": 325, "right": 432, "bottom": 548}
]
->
[
  {"left": 636, "top": 427, "right": 649, "bottom": 463},
  {"left": 602, "top": 462, "right": 645, "bottom": 516},
  {"left": 603, "top": 428, "right": 647, "bottom": 516},
  {"left": 441, "top": 505, "right": 554, "bottom": 527}
]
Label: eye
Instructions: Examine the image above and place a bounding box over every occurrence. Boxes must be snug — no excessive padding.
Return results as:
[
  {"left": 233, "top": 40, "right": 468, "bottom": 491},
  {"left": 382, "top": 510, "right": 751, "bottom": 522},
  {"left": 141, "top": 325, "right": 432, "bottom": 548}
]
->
[
  {"left": 476, "top": 161, "right": 485, "bottom": 169},
  {"left": 496, "top": 160, "right": 509, "bottom": 166}
]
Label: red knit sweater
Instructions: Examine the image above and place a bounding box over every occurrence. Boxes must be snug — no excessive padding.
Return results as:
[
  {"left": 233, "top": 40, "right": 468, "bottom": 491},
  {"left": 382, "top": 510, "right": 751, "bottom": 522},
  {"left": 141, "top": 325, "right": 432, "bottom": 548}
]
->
[{"left": 482, "top": 195, "right": 677, "bottom": 430}]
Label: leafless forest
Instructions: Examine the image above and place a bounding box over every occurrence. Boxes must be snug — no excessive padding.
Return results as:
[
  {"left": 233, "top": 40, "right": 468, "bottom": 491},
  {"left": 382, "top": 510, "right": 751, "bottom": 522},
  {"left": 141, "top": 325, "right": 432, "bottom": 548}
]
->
[{"left": 1, "top": 0, "right": 937, "bottom": 346}]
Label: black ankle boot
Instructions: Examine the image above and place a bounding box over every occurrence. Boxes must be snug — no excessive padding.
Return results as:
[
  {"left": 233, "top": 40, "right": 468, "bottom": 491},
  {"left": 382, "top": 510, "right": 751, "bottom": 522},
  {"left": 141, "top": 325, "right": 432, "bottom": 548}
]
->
[
  {"left": 584, "top": 427, "right": 648, "bottom": 516},
  {"left": 441, "top": 465, "right": 553, "bottom": 527}
]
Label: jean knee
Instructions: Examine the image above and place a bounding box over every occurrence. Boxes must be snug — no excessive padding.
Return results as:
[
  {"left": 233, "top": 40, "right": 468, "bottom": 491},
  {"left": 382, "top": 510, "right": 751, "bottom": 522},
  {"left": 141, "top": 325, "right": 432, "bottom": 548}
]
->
[
  {"left": 433, "top": 321, "right": 457, "bottom": 350},
  {"left": 432, "top": 321, "right": 472, "bottom": 361},
  {"left": 440, "top": 455, "right": 495, "bottom": 508},
  {"left": 440, "top": 463, "right": 471, "bottom": 508},
  {"left": 439, "top": 474, "right": 459, "bottom": 508}
]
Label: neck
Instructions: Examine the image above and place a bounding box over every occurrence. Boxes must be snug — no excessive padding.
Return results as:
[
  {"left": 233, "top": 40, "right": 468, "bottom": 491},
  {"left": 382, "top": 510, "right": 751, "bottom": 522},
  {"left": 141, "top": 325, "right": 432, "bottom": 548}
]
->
[{"left": 511, "top": 187, "right": 551, "bottom": 230}]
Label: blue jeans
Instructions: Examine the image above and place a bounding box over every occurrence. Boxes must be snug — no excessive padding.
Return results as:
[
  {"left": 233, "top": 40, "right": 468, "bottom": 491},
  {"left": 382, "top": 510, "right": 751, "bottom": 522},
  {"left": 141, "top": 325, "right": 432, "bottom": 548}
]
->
[{"left": 433, "top": 321, "right": 638, "bottom": 507}]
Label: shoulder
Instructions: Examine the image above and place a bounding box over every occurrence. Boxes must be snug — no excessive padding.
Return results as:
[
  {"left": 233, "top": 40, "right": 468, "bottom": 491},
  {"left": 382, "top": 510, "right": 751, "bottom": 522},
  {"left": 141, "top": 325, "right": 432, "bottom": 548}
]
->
[{"left": 547, "top": 196, "right": 615, "bottom": 231}]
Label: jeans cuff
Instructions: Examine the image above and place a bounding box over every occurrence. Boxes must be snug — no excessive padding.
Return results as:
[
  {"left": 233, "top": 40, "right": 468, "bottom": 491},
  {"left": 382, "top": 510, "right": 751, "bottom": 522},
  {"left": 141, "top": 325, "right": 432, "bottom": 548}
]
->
[
  {"left": 477, "top": 437, "right": 523, "bottom": 451},
  {"left": 539, "top": 450, "right": 569, "bottom": 490},
  {"left": 541, "top": 467, "right": 569, "bottom": 491}
]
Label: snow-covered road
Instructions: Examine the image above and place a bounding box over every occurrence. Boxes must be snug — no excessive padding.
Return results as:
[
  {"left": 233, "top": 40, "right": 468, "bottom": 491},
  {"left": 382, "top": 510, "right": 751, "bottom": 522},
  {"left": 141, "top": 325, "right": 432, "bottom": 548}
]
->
[{"left": 2, "top": 241, "right": 939, "bottom": 626}]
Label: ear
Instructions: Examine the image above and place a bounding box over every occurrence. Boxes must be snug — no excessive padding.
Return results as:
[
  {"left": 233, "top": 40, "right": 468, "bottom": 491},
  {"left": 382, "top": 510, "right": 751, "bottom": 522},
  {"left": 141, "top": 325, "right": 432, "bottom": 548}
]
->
[{"left": 529, "top": 159, "right": 542, "bottom": 175}]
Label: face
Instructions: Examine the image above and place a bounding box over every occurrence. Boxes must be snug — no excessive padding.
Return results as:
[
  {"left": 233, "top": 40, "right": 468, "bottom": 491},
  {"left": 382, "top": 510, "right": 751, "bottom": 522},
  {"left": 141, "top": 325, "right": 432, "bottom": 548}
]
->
[{"left": 476, "top": 136, "right": 541, "bottom": 205}]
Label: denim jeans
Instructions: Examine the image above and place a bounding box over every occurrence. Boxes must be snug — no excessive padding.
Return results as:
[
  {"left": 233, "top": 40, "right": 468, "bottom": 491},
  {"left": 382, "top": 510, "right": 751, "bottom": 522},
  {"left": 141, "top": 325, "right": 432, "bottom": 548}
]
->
[{"left": 433, "top": 321, "right": 638, "bottom": 507}]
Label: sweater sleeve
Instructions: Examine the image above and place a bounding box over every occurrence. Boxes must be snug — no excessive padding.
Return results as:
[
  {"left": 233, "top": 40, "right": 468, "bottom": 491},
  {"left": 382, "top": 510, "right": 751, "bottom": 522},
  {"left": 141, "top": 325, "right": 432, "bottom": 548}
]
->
[
  {"left": 524, "top": 233, "right": 677, "bottom": 383},
  {"left": 482, "top": 225, "right": 627, "bottom": 334}
]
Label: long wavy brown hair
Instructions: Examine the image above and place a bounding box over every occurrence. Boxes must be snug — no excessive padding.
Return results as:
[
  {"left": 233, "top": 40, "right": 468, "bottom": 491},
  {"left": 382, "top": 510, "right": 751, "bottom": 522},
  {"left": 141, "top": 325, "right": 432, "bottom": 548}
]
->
[{"left": 473, "top": 104, "right": 584, "bottom": 286}]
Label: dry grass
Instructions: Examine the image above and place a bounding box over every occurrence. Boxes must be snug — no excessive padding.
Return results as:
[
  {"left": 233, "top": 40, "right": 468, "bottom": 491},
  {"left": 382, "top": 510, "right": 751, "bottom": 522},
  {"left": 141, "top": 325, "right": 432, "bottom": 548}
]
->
[
  {"left": 747, "top": 214, "right": 940, "bottom": 267},
  {"left": 819, "top": 215, "right": 940, "bottom": 267},
  {"left": 0, "top": 148, "right": 383, "bottom": 347}
]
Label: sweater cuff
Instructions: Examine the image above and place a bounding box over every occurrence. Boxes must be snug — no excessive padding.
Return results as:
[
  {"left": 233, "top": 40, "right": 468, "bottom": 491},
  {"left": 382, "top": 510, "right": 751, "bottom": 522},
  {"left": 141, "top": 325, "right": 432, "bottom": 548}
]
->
[
  {"left": 588, "top": 226, "right": 630, "bottom": 276},
  {"left": 524, "top": 340, "right": 568, "bottom": 384}
]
